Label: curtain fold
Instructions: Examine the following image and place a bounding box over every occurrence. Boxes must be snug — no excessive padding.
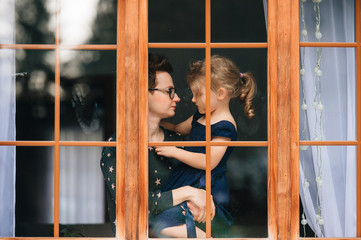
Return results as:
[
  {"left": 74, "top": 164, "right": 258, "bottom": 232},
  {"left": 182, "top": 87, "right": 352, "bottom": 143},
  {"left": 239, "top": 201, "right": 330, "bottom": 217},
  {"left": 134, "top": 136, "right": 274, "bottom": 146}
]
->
[
  {"left": 59, "top": 129, "right": 105, "bottom": 224},
  {"left": 0, "top": 0, "right": 16, "bottom": 237}
]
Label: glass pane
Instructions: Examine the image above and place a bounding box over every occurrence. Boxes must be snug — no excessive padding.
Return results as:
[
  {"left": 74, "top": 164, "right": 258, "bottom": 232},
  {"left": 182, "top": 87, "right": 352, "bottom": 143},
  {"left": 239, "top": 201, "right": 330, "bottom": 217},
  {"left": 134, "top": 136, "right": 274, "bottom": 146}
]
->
[
  {"left": 0, "top": 0, "right": 56, "bottom": 44},
  {"left": 0, "top": 1, "right": 16, "bottom": 44},
  {"left": 148, "top": 49, "right": 205, "bottom": 127},
  {"left": 148, "top": 0, "right": 205, "bottom": 43},
  {"left": 148, "top": 49, "right": 267, "bottom": 141},
  {"left": 60, "top": 0, "right": 117, "bottom": 44},
  {"left": 227, "top": 147, "right": 268, "bottom": 237},
  {"left": 0, "top": 49, "right": 16, "bottom": 142},
  {"left": 148, "top": 146, "right": 268, "bottom": 238},
  {"left": 0, "top": 146, "right": 16, "bottom": 237},
  {"left": 0, "top": 49, "right": 56, "bottom": 141},
  {"left": 299, "top": 0, "right": 355, "bottom": 42},
  {"left": 147, "top": 50, "right": 205, "bottom": 237},
  {"left": 211, "top": 49, "right": 267, "bottom": 141},
  {"left": 147, "top": 51, "right": 267, "bottom": 237},
  {"left": 59, "top": 146, "right": 111, "bottom": 237},
  {"left": 299, "top": 47, "right": 356, "bottom": 141},
  {"left": 60, "top": 50, "right": 116, "bottom": 141},
  {"left": 16, "top": 146, "right": 54, "bottom": 237},
  {"left": 211, "top": 0, "right": 267, "bottom": 43},
  {"left": 299, "top": 146, "right": 356, "bottom": 237}
]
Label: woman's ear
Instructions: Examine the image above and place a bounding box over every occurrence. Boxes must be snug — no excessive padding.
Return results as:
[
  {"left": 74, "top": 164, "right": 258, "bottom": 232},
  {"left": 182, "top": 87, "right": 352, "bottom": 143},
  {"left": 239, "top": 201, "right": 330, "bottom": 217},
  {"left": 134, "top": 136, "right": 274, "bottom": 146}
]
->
[{"left": 217, "top": 88, "right": 227, "bottom": 100}]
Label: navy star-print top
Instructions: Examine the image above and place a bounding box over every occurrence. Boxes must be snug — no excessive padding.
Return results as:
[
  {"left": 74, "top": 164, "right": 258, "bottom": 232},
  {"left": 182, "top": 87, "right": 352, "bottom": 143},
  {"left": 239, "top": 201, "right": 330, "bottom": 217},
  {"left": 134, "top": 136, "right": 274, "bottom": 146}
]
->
[{"left": 100, "top": 128, "right": 183, "bottom": 235}]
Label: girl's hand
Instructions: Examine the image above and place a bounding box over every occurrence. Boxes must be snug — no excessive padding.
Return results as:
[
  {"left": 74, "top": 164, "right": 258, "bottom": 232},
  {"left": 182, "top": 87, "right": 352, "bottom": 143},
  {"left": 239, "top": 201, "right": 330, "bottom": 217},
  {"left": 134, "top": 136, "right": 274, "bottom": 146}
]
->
[{"left": 154, "top": 146, "right": 178, "bottom": 158}]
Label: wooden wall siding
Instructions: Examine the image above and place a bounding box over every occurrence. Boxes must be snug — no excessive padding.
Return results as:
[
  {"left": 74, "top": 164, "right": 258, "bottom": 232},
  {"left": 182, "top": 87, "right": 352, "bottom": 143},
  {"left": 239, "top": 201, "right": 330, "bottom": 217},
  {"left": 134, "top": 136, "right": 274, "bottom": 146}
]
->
[{"left": 268, "top": 0, "right": 299, "bottom": 240}]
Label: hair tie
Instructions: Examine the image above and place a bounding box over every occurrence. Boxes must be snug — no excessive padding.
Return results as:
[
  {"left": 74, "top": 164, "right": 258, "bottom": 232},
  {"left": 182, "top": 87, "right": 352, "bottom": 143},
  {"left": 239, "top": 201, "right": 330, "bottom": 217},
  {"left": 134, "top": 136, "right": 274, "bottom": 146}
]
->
[{"left": 240, "top": 72, "right": 244, "bottom": 79}]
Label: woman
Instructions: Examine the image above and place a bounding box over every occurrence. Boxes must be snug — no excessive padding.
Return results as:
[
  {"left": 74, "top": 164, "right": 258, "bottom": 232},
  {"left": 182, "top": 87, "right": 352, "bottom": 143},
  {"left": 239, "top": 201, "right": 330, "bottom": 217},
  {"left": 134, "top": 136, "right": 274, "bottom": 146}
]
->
[{"left": 100, "top": 53, "right": 215, "bottom": 237}]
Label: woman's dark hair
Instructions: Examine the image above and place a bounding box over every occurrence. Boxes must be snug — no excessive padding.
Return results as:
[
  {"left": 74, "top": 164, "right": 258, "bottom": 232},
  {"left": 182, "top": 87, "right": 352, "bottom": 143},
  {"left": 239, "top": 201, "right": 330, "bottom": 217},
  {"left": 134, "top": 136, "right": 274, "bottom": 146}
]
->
[{"left": 148, "top": 53, "right": 173, "bottom": 88}]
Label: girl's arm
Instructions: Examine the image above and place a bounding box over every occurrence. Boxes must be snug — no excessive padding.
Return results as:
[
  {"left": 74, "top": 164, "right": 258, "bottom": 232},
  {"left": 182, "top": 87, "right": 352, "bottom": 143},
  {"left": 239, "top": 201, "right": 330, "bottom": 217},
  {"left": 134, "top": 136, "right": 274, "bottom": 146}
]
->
[
  {"left": 160, "top": 115, "right": 193, "bottom": 135},
  {"left": 154, "top": 136, "right": 229, "bottom": 170}
]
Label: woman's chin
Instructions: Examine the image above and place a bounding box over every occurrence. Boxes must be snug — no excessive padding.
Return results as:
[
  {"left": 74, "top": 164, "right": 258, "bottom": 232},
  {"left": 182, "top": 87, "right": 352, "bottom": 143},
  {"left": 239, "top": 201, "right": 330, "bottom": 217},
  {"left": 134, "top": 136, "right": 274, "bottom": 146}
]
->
[{"left": 166, "top": 111, "right": 176, "bottom": 118}]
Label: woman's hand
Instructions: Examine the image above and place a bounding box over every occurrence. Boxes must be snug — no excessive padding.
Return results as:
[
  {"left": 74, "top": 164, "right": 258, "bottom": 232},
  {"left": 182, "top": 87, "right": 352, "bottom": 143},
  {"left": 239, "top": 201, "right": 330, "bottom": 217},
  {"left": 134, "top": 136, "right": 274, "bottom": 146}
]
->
[
  {"left": 172, "top": 186, "right": 216, "bottom": 223},
  {"left": 187, "top": 188, "right": 215, "bottom": 223}
]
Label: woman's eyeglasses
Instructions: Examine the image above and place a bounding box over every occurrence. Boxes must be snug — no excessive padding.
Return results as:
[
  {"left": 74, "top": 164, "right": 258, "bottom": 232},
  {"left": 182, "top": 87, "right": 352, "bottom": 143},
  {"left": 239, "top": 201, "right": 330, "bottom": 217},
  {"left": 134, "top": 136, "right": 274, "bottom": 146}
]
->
[{"left": 148, "top": 87, "right": 176, "bottom": 99}]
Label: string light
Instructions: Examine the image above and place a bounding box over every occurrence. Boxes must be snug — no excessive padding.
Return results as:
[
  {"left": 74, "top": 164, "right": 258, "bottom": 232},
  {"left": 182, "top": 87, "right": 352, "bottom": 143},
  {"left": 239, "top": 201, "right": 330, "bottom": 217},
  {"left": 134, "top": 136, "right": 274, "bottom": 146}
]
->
[
  {"left": 300, "top": 0, "right": 309, "bottom": 236},
  {"left": 300, "top": 0, "right": 324, "bottom": 236}
]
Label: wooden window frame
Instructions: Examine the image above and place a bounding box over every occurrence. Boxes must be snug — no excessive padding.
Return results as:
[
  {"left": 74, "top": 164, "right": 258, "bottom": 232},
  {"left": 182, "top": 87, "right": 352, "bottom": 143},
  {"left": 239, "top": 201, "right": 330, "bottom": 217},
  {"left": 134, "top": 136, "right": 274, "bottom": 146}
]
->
[{"left": 0, "top": 0, "right": 360, "bottom": 239}]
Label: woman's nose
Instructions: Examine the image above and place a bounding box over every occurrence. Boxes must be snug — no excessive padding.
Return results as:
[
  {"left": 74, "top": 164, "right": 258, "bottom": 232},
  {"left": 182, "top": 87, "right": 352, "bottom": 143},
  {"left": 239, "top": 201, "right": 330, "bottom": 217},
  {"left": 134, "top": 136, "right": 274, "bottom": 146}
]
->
[
  {"left": 191, "top": 96, "right": 195, "bottom": 103},
  {"left": 173, "top": 93, "right": 180, "bottom": 102}
]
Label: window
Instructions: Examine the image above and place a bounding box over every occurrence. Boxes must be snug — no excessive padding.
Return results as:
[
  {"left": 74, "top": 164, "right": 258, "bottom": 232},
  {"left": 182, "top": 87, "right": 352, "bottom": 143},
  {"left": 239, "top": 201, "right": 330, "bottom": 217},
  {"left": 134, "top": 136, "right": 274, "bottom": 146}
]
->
[
  {"left": 0, "top": 0, "right": 117, "bottom": 237},
  {"left": 147, "top": 0, "right": 267, "bottom": 238},
  {"left": 0, "top": 0, "right": 360, "bottom": 239}
]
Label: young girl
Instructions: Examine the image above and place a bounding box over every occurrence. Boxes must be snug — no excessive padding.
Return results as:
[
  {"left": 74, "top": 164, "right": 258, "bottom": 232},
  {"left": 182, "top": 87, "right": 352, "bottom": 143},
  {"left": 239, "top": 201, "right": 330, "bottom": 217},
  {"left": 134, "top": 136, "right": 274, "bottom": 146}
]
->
[{"left": 153, "top": 55, "right": 257, "bottom": 238}]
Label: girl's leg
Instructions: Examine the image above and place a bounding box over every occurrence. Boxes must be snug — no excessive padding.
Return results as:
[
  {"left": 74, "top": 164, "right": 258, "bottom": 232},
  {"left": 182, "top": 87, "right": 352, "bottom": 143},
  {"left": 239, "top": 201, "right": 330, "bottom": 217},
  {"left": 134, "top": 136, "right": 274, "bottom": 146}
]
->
[{"left": 160, "top": 225, "right": 206, "bottom": 238}]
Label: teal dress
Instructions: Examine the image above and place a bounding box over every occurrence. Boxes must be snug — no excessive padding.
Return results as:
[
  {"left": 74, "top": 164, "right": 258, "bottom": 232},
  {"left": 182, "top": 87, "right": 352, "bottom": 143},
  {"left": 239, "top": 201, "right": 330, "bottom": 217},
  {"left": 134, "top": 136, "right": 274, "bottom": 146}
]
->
[{"left": 100, "top": 128, "right": 183, "bottom": 236}]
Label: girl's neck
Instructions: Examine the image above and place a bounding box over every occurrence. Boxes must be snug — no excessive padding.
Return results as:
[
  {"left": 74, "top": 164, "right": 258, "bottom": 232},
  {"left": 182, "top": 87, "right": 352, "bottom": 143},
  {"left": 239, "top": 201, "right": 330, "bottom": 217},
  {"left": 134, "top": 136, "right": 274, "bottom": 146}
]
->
[
  {"left": 211, "top": 108, "right": 232, "bottom": 123},
  {"left": 199, "top": 100, "right": 233, "bottom": 125},
  {"left": 211, "top": 99, "right": 231, "bottom": 121}
]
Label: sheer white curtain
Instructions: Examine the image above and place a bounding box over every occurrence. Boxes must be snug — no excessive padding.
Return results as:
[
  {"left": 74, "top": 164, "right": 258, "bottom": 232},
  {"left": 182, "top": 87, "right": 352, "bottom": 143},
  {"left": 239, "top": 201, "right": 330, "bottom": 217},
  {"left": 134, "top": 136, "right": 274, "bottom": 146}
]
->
[
  {"left": 263, "top": 0, "right": 356, "bottom": 237},
  {"left": 0, "top": 0, "right": 16, "bottom": 237},
  {"left": 59, "top": 129, "right": 105, "bottom": 224},
  {"left": 299, "top": 0, "right": 356, "bottom": 237}
]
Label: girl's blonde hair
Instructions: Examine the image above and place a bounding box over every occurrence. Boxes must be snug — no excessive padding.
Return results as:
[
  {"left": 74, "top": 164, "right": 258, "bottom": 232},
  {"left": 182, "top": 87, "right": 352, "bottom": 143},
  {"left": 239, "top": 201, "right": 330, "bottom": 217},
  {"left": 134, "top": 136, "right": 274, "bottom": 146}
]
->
[{"left": 187, "top": 55, "right": 257, "bottom": 118}]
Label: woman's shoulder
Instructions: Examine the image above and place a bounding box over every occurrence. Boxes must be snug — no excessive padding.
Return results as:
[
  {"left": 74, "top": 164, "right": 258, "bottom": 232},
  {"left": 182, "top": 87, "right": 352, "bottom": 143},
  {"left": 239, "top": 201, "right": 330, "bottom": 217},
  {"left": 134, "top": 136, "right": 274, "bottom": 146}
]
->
[
  {"left": 106, "top": 133, "right": 116, "bottom": 142},
  {"left": 101, "top": 133, "right": 116, "bottom": 153}
]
